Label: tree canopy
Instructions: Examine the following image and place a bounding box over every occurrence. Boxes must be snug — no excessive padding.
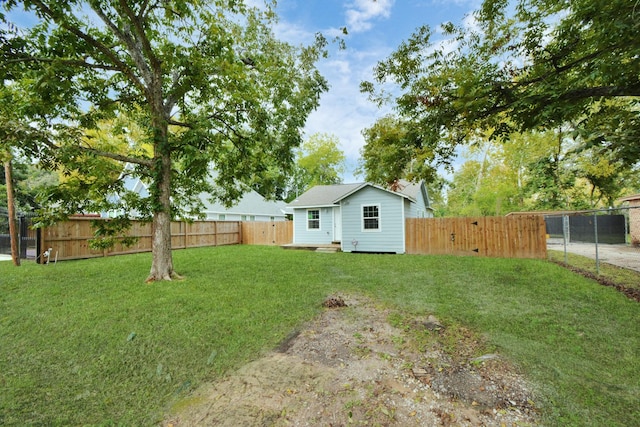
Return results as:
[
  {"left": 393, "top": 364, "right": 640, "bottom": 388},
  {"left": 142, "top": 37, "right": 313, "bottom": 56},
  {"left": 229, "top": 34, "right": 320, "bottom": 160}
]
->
[
  {"left": 444, "top": 129, "right": 640, "bottom": 216},
  {"left": 289, "top": 132, "right": 345, "bottom": 198},
  {"left": 360, "top": 0, "right": 640, "bottom": 183},
  {"left": 359, "top": 115, "right": 441, "bottom": 185},
  {"left": 1, "top": 0, "right": 328, "bottom": 280}
]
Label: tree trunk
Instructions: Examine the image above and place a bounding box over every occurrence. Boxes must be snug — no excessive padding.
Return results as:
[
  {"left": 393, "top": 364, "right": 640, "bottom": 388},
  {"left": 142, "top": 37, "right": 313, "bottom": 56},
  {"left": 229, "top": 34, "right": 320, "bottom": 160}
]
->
[
  {"left": 146, "top": 116, "right": 178, "bottom": 282},
  {"left": 4, "top": 159, "right": 21, "bottom": 267},
  {"left": 148, "top": 206, "right": 174, "bottom": 281}
]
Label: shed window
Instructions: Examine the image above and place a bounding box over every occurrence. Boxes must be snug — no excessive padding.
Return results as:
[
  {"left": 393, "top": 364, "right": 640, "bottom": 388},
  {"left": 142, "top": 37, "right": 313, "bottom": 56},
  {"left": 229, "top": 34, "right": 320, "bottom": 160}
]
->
[
  {"left": 363, "top": 205, "right": 380, "bottom": 230},
  {"left": 307, "top": 209, "right": 320, "bottom": 230}
]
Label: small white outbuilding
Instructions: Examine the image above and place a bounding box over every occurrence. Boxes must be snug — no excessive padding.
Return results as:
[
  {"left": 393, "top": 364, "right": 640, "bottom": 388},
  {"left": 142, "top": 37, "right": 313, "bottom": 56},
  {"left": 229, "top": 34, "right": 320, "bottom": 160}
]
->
[{"left": 287, "top": 180, "right": 433, "bottom": 253}]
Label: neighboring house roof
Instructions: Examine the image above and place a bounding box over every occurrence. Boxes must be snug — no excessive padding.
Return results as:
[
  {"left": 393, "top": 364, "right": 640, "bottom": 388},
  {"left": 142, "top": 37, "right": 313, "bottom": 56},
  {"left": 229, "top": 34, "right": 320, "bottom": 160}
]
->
[
  {"left": 392, "top": 180, "right": 433, "bottom": 211},
  {"left": 199, "top": 190, "right": 286, "bottom": 217},
  {"left": 506, "top": 210, "right": 575, "bottom": 217},
  {"left": 288, "top": 181, "right": 421, "bottom": 209},
  {"left": 618, "top": 193, "right": 640, "bottom": 203},
  {"left": 107, "top": 165, "right": 286, "bottom": 218},
  {"left": 121, "top": 175, "right": 149, "bottom": 198}
]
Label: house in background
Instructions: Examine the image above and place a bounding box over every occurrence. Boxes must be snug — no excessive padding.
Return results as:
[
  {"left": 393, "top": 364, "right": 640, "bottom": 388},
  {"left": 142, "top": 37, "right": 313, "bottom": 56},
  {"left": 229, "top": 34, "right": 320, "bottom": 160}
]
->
[
  {"left": 104, "top": 171, "right": 287, "bottom": 221},
  {"left": 287, "top": 180, "right": 433, "bottom": 253},
  {"left": 197, "top": 190, "right": 287, "bottom": 221},
  {"left": 618, "top": 193, "right": 640, "bottom": 246}
]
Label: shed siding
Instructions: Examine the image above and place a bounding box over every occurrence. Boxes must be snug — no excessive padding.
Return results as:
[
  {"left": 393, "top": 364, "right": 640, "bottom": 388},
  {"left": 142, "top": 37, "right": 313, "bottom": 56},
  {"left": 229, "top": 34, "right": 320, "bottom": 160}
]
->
[
  {"left": 405, "top": 198, "right": 417, "bottom": 218},
  {"left": 405, "top": 183, "right": 433, "bottom": 219},
  {"left": 292, "top": 207, "right": 335, "bottom": 244},
  {"left": 414, "top": 186, "right": 428, "bottom": 218},
  {"left": 341, "top": 186, "right": 405, "bottom": 253}
]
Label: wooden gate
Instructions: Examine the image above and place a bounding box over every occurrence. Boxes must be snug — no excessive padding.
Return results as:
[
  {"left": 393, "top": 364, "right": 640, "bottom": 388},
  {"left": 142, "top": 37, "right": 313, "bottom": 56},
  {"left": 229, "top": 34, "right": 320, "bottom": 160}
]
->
[
  {"left": 241, "top": 221, "right": 293, "bottom": 246},
  {"left": 405, "top": 216, "right": 547, "bottom": 259}
]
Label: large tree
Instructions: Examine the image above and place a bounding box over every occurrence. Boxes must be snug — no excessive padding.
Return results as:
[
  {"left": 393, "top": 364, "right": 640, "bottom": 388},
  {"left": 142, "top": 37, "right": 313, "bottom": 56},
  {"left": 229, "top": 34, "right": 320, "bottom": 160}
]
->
[
  {"left": 1, "top": 0, "right": 328, "bottom": 281},
  {"left": 360, "top": 0, "right": 640, "bottom": 181},
  {"left": 281, "top": 132, "right": 346, "bottom": 201},
  {"left": 359, "top": 115, "right": 443, "bottom": 185}
]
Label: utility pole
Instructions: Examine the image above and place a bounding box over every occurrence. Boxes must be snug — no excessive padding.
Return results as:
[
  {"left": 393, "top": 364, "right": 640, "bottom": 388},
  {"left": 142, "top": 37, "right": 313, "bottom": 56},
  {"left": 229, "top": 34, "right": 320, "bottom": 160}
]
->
[{"left": 4, "top": 158, "right": 21, "bottom": 266}]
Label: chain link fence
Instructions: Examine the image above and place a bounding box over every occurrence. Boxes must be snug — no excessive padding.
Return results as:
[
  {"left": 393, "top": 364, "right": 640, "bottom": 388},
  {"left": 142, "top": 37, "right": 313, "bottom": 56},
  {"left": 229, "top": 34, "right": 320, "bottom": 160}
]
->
[
  {"left": 544, "top": 206, "right": 640, "bottom": 275},
  {"left": 0, "top": 207, "right": 39, "bottom": 260}
]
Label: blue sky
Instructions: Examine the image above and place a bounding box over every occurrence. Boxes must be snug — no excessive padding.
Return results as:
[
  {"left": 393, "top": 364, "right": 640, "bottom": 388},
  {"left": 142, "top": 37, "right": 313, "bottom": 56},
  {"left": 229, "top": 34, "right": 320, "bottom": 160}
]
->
[{"left": 272, "top": 0, "right": 481, "bottom": 181}]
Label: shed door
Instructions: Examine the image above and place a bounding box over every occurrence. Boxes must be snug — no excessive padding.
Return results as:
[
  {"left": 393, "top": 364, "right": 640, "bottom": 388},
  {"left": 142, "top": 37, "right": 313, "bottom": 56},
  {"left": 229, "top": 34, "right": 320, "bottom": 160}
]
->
[{"left": 333, "top": 207, "right": 342, "bottom": 242}]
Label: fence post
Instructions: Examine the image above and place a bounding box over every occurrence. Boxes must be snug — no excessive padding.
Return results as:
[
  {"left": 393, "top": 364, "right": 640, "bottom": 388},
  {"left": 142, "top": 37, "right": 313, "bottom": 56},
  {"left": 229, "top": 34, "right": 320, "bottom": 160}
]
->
[
  {"left": 19, "top": 215, "right": 27, "bottom": 259},
  {"left": 184, "top": 220, "right": 188, "bottom": 249},
  {"left": 594, "top": 212, "right": 600, "bottom": 275},
  {"left": 36, "top": 226, "right": 43, "bottom": 264},
  {"left": 624, "top": 210, "right": 629, "bottom": 245},
  {"left": 562, "top": 215, "right": 569, "bottom": 264}
]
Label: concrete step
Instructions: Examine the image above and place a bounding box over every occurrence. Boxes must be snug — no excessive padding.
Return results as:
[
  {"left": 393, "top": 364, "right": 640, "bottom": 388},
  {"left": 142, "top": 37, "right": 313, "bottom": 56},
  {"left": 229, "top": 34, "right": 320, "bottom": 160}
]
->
[{"left": 315, "top": 247, "right": 340, "bottom": 253}]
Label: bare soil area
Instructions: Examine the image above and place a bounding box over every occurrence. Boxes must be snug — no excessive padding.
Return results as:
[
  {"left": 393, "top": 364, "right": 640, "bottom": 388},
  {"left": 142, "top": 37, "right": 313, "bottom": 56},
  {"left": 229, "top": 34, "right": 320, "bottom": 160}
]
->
[{"left": 163, "top": 294, "right": 537, "bottom": 426}]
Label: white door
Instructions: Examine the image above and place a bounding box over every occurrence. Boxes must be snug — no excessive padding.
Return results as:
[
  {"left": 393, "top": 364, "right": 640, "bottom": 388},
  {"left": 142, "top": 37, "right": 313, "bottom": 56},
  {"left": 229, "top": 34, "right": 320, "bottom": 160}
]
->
[{"left": 333, "top": 207, "right": 342, "bottom": 242}]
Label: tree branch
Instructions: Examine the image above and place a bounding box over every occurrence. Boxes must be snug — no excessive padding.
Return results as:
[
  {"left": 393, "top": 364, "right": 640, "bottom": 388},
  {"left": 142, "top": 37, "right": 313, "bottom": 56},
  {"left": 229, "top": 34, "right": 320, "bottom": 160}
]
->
[
  {"left": 29, "top": 0, "right": 146, "bottom": 94},
  {"left": 4, "top": 55, "right": 121, "bottom": 72},
  {"left": 516, "top": 41, "right": 629, "bottom": 90},
  {"left": 81, "top": 146, "right": 154, "bottom": 167},
  {"left": 167, "top": 119, "right": 192, "bottom": 128},
  {"left": 558, "top": 85, "right": 640, "bottom": 100},
  {"left": 88, "top": 2, "right": 153, "bottom": 91},
  {"left": 117, "top": 0, "right": 160, "bottom": 72},
  {"left": 33, "top": 132, "right": 154, "bottom": 167}
]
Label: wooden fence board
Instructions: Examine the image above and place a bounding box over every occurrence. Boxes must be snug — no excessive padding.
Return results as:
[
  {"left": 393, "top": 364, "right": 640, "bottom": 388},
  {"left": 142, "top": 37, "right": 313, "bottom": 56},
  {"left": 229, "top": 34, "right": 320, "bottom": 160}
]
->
[
  {"left": 39, "top": 218, "right": 243, "bottom": 262},
  {"left": 241, "top": 221, "right": 293, "bottom": 246},
  {"left": 38, "top": 219, "right": 291, "bottom": 262},
  {"left": 406, "top": 216, "right": 547, "bottom": 259}
]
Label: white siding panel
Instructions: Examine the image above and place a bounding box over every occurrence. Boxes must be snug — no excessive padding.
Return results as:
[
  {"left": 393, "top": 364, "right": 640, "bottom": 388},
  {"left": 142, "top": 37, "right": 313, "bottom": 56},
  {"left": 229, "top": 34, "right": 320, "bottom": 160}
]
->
[
  {"left": 414, "top": 183, "right": 434, "bottom": 218},
  {"left": 405, "top": 198, "right": 417, "bottom": 218},
  {"left": 341, "top": 186, "right": 405, "bottom": 253},
  {"left": 292, "top": 207, "right": 335, "bottom": 244}
]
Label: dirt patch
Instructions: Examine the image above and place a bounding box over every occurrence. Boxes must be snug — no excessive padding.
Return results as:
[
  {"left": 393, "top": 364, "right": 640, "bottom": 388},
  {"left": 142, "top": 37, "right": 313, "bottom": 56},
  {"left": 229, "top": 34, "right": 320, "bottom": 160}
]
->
[{"left": 163, "top": 295, "right": 537, "bottom": 426}]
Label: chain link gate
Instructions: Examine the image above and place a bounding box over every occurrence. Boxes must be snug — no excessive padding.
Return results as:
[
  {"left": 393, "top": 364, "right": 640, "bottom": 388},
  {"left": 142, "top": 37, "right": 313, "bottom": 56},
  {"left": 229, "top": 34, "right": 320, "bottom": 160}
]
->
[
  {"left": 0, "top": 208, "right": 39, "bottom": 260},
  {"left": 545, "top": 206, "right": 640, "bottom": 274}
]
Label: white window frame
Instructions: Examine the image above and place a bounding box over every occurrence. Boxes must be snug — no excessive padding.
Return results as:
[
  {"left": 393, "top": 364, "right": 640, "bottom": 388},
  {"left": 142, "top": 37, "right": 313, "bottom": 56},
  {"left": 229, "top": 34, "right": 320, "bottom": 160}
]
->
[
  {"left": 362, "top": 204, "right": 381, "bottom": 232},
  {"left": 307, "top": 209, "right": 321, "bottom": 231}
]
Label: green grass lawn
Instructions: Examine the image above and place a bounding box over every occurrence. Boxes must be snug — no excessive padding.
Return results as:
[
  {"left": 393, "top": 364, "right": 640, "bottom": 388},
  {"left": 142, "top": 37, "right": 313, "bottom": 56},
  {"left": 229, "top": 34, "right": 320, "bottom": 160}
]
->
[
  {"left": 548, "top": 249, "right": 640, "bottom": 291},
  {"left": 1, "top": 246, "right": 638, "bottom": 426}
]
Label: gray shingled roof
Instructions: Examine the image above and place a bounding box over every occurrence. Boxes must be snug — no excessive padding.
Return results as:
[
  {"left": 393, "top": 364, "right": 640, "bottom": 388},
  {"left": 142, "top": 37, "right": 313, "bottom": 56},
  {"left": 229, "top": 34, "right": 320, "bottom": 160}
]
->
[
  {"left": 394, "top": 180, "right": 419, "bottom": 199},
  {"left": 288, "top": 182, "right": 419, "bottom": 208},
  {"left": 287, "top": 183, "right": 366, "bottom": 207}
]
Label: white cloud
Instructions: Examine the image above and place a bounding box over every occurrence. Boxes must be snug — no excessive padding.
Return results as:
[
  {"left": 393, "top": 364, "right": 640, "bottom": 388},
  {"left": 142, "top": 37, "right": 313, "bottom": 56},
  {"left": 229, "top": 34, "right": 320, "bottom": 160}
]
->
[
  {"left": 272, "top": 10, "right": 398, "bottom": 181},
  {"left": 344, "top": 0, "right": 394, "bottom": 33},
  {"left": 303, "top": 47, "right": 397, "bottom": 182}
]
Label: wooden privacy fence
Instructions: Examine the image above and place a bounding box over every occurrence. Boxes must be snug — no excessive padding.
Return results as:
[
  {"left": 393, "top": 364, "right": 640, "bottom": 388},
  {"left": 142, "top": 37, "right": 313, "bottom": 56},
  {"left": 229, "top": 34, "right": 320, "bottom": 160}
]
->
[
  {"left": 38, "top": 218, "right": 242, "bottom": 262},
  {"left": 37, "top": 216, "right": 545, "bottom": 262},
  {"left": 405, "top": 216, "right": 547, "bottom": 259}
]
